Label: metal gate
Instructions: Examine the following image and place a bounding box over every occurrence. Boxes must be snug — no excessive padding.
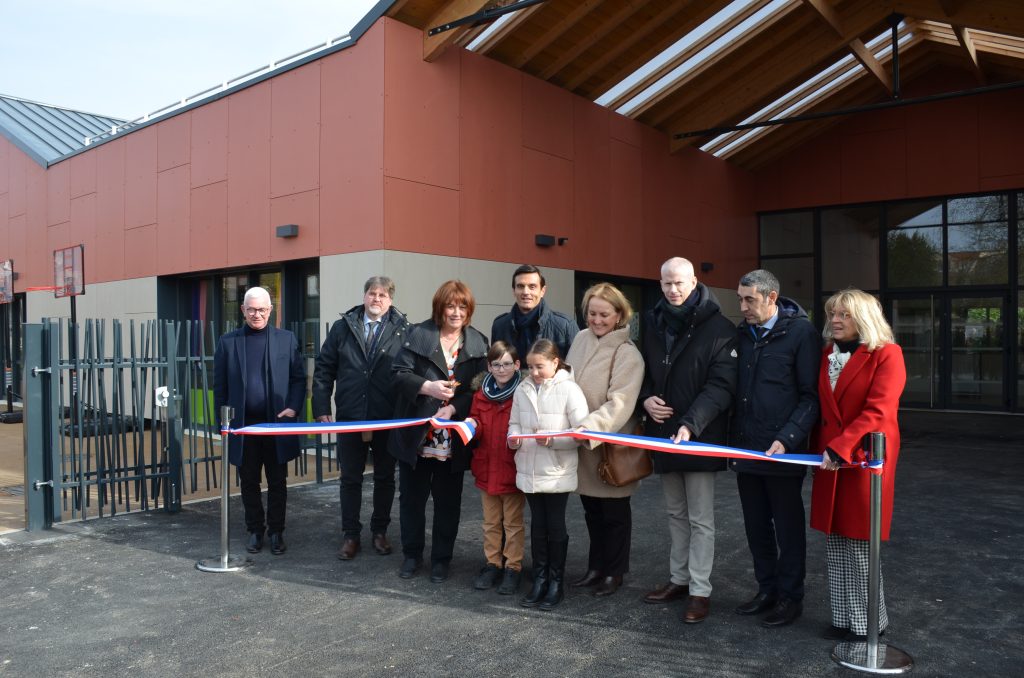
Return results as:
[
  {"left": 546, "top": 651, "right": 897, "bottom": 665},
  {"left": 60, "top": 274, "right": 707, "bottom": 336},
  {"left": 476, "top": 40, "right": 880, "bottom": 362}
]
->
[{"left": 23, "top": 318, "right": 333, "bottom": 531}]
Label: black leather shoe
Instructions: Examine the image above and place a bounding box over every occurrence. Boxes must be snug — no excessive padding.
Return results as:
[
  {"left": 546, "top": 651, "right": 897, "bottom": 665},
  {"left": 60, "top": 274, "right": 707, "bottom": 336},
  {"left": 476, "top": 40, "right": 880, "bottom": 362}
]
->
[
  {"left": 269, "top": 532, "right": 286, "bottom": 555},
  {"left": 399, "top": 557, "right": 422, "bottom": 579},
  {"left": 474, "top": 564, "right": 501, "bottom": 590},
  {"left": 823, "top": 625, "right": 849, "bottom": 640},
  {"left": 735, "top": 592, "right": 777, "bottom": 615},
  {"left": 570, "top": 569, "right": 602, "bottom": 588},
  {"left": 497, "top": 568, "right": 522, "bottom": 595},
  {"left": 372, "top": 533, "right": 392, "bottom": 555},
  {"left": 762, "top": 598, "right": 802, "bottom": 627},
  {"left": 246, "top": 531, "right": 264, "bottom": 554},
  {"left": 430, "top": 561, "right": 450, "bottom": 583},
  {"left": 593, "top": 575, "right": 622, "bottom": 598}
]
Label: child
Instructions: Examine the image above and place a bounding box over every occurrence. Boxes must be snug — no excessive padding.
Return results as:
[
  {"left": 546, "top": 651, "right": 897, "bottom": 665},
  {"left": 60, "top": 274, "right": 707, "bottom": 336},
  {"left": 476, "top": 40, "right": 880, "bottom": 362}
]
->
[
  {"left": 508, "top": 338, "right": 589, "bottom": 611},
  {"left": 464, "top": 341, "right": 524, "bottom": 595}
]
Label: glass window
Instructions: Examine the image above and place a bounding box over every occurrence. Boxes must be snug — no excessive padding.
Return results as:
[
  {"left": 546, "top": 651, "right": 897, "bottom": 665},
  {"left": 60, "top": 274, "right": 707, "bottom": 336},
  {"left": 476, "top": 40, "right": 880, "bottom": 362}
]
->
[
  {"left": 948, "top": 222, "right": 1008, "bottom": 285},
  {"left": 950, "top": 297, "right": 1004, "bottom": 408},
  {"left": 887, "top": 227, "right": 942, "bottom": 287},
  {"left": 948, "top": 194, "right": 1007, "bottom": 224},
  {"left": 821, "top": 206, "right": 879, "bottom": 291},
  {"left": 761, "top": 256, "right": 814, "bottom": 319},
  {"left": 222, "top": 275, "right": 246, "bottom": 332},
  {"left": 760, "top": 211, "right": 813, "bottom": 256},
  {"left": 890, "top": 297, "right": 939, "bottom": 407},
  {"left": 888, "top": 200, "right": 942, "bottom": 228},
  {"left": 1018, "top": 192, "right": 1024, "bottom": 285}
]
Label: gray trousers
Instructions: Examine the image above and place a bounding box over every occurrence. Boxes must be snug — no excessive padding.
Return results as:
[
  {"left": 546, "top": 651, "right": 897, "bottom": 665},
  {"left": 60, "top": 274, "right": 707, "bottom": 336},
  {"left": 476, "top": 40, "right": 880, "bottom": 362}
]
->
[{"left": 662, "top": 471, "right": 716, "bottom": 597}]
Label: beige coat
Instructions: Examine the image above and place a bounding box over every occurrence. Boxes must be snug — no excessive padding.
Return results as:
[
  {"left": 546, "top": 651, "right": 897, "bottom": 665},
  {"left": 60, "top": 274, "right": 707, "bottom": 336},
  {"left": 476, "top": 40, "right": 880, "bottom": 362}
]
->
[
  {"left": 565, "top": 327, "right": 645, "bottom": 498},
  {"left": 508, "top": 368, "right": 590, "bottom": 494}
]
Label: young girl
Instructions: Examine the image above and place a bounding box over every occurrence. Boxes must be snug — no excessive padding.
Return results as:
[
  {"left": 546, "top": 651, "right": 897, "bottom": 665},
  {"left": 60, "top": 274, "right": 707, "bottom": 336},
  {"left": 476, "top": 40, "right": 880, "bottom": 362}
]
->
[
  {"left": 508, "top": 339, "right": 589, "bottom": 611},
  {"left": 464, "top": 341, "right": 524, "bottom": 595}
]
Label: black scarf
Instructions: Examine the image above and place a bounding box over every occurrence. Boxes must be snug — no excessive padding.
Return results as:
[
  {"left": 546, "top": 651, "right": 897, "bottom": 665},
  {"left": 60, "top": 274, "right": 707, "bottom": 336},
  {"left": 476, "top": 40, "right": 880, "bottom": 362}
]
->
[
  {"left": 835, "top": 338, "right": 860, "bottom": 354},
  {"left": 511, "top": 300, "right": 545, "bottom": 358},
  {"left": 482, "top": 370, "right": 521, "bottom": 402},
  {"left": 656, "top": 292, "right": 697, "bottom": 335}
]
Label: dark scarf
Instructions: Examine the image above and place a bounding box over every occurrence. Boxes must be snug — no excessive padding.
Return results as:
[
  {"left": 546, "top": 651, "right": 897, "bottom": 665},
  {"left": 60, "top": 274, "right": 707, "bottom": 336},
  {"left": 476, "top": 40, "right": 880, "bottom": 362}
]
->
[
  {"left": 656, "top": 288, "right": 698, "bottom": 335},
  {"left": 511, "top": 300, "right": 545, "bottom": 358},
  {"left": 482, "top": 370, "right": 521, "bottom": 402},
  {"left": 835, "top": 338, "right": 860, "bottom": 354}
]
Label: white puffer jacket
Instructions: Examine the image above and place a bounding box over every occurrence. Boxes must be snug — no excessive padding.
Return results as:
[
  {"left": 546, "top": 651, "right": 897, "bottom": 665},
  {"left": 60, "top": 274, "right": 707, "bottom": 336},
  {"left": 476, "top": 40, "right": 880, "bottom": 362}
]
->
[{"left": 509, "top": 368, "right": 590, "bottom": 494}]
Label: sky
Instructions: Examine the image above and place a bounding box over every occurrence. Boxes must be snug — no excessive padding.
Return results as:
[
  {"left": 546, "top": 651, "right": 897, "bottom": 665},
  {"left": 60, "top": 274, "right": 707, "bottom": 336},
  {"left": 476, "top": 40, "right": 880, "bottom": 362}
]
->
[{"left": 1, "top": 0, "right": 383, "bottom": 120}]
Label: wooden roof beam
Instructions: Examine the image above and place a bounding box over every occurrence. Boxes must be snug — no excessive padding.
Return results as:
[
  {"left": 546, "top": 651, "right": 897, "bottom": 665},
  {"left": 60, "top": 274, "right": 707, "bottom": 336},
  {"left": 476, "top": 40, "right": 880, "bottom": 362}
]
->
[
  {"left": 510, "top": 0, "right": 605, "bottom": 70},
  {"left": 892, "top": 0, "right": 1024, "bottom": 37},
  {"left": 952, "top": 25, "right": 988, "bottom": 83},
  {"left": 464, "top": 3, "right": 545, "bottom": 54},
  {"left": 423, "top": 0, "right": 492, "bottom": 62},
  {"left": 849, "top": 38, "right": 893, "bottom": 94},
  {"left": 801, "top": 0, "right": 843, "bottom": 37},
  {"left": 538, "top": 0, "right": 648, "bottom": 81}
]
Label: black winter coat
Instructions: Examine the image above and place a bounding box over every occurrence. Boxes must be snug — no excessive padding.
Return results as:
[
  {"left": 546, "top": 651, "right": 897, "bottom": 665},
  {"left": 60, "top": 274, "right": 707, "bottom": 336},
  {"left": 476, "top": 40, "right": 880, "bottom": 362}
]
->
[
  {"left": 490, "top": 300, "right": 577, "bottom": 362},
  {"left": 311, "top": 305, "right": 409, "bottom": 421},
  {"left": 729, "top": 297, "right": 821, "bottom": 477},
  {"left": 639, "top": 285, "right": 737, "bottom": 474},
  {"left": 388, "top": 320, "right": 489, "bottom": 472}
]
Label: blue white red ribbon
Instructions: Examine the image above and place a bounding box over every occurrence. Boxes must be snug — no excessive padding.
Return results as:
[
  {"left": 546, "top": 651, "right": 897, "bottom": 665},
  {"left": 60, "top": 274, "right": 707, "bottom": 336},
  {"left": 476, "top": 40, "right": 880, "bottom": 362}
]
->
[
  {"left": 224, "top": 418, "right": 477, "bottom": 446},
  {"left": 509, "top": 429, "right": 883, "bottom": 470},
  {"left": 222, "top": 418, "right": 881, "bottom": 470}
]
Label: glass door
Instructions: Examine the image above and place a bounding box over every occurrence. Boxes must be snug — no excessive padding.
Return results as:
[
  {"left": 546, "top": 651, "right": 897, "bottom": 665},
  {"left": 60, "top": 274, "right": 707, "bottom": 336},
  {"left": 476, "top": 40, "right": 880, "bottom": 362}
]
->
[
  {"left": 890, "top": 296, "right": 940, "bottom": 407},
  {"left": 949, "top": 295, "right": 1006, "bottom": 409}
]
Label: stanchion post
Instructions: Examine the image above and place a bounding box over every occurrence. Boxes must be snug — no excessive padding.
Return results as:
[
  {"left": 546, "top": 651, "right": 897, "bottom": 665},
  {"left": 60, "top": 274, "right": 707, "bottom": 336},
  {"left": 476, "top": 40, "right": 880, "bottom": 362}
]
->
[
  {"left": 195, "top": 406, "right": 252, "bottom": 573},
  {"left": 831, "top": 431, "right": 913, "bottom": 674}
]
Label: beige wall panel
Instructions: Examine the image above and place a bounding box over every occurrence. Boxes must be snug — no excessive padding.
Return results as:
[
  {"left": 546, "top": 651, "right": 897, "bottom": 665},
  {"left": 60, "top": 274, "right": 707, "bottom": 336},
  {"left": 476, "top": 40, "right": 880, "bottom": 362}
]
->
[{"left": 27, "top": 277, "right": 157, "bottom": 323}]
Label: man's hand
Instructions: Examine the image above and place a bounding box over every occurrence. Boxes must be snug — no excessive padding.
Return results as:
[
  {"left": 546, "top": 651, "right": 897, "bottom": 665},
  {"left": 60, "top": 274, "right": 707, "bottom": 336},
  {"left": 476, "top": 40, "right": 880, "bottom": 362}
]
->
[
  {"left": 671, "top": 425, "right": 691, "bottom": 444},
  {"left": 435, "top": 404, "right": 455, "bottom": 420},
  {"left": 420, "top": 380, "right": 455, "bottom": 400},
  {"left": 315, "top": 415, "right": 333, "bottom": 423},
  {"left": 644, "top": 396, "right": 674, "bottom": 424},
  {"left": 765, "top": 440, "right": 786, "bottom": 456},
  {"left": 277, "top": 408, "right": 297, "bottom": 418}
]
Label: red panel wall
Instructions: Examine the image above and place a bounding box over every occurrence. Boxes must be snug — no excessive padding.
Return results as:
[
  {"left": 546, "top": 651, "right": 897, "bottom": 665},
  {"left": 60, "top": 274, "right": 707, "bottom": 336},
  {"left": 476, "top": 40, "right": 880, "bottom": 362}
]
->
[
  {"left": 753, "top": 69, "right": 1024, "bottom": 211},
  {"left": 0, "top": 17, "right": 758, "bottom": 291}
]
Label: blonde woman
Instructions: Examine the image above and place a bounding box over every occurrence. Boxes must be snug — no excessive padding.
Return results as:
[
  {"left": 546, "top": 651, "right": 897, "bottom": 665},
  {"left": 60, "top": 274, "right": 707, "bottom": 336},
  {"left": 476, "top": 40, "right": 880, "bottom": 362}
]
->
[
  {"left": 565, "top": 283, "right": 644, "bottom": 598},
  {"left": 811, "top": 289, "right": 906, "bottom": 642}
]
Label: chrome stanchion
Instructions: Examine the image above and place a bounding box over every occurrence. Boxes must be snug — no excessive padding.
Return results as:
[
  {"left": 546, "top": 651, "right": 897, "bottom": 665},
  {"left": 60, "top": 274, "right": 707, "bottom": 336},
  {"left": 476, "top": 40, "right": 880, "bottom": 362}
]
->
[
  {"left": 196, "top": 406, "right": 252, "bottom": 573},
  {"left": 832, "top": 431, "right": 913, "bottom": 674}
]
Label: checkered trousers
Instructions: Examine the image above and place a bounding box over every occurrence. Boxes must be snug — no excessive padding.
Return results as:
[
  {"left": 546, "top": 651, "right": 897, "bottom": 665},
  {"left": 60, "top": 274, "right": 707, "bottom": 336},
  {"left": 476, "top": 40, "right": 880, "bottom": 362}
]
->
[{"left": 826, "top": 533, "right": 889, "bottom": 634}]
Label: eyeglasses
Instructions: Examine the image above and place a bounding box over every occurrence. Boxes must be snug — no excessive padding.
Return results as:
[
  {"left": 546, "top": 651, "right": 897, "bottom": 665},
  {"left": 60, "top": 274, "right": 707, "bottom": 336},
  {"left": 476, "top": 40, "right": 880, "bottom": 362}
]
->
[
  {"left": 489, "top": 361, "right": 516, "bottom": 370},
  {"left": 244, "top": 307, "right": 271, "bottom": 316},
  {"left": 829, "top": 311, "right": 852, "bottom": 321}
]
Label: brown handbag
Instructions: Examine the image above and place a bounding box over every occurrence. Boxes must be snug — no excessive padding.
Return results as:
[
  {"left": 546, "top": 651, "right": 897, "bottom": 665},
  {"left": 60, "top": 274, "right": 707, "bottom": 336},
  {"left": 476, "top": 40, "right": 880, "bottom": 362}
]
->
[{"left": 597, "top": 423, "right": 652, "bottom": 487}]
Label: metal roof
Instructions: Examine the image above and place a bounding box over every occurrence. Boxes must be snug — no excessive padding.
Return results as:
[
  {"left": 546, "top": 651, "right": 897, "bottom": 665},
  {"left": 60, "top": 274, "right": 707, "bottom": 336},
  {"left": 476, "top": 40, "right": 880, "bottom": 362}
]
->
[{"left": 0, "top": 94, "right": 125, "bottom": 167}]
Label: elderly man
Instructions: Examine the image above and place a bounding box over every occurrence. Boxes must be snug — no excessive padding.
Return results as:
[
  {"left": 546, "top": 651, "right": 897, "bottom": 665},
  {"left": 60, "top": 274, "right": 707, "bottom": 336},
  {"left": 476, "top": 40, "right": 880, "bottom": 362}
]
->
[
  {"left": 312, "top": 276, "right": 409, "bottom": 560},
  {"left": 639, "top": 257, "right": 737, "bottom": 623},
  {"left": 731, "top": 269, "right": 820, "bottom": 628},
  {"left": 214, "top": 287, "right": 305, "bottom": 555},
  {"left": 490, "top": 264, "right": 577, "bottom": 360}
]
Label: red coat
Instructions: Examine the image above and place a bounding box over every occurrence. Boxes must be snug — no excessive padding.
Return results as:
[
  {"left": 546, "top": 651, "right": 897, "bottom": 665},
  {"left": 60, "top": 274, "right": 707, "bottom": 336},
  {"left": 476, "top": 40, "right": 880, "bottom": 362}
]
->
[
  {"left": 468, "top": 389, "right": 519, "bottom": 495},
  {"left": 810, "top": 343, "right": 906, "bottom": 541}
]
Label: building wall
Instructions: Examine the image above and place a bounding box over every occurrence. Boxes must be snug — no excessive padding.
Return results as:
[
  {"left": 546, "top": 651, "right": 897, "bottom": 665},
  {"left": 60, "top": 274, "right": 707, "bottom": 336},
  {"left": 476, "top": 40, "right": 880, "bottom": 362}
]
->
[
  {"left": 26, "top": 277, "right": 157, "bottom": 323},
  {"left": 0, "top": 16, "right": 757, "bottom": 309},
  {"left": 753, "top": 70, "right": 1024, "bottom": 211}
]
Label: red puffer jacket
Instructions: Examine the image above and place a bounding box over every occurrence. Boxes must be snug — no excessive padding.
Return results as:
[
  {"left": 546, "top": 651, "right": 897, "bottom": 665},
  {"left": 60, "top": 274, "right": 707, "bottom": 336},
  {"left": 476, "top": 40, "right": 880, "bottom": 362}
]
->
[{"left": 468, "top": 389, "right": 519, "bottom": 495}]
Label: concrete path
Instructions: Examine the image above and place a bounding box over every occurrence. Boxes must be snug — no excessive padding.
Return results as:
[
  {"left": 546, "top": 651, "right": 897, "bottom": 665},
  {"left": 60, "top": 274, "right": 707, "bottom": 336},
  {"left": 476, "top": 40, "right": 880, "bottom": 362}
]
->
[{"left": 1, "top": 411, "right": 1021, "bottom": 677}]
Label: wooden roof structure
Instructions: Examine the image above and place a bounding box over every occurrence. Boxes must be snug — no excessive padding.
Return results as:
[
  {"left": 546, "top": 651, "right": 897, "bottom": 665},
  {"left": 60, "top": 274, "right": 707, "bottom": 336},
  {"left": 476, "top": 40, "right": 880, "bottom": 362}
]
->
[{"left": 387, "top": 0, "right": 1024, "bottom": 170}]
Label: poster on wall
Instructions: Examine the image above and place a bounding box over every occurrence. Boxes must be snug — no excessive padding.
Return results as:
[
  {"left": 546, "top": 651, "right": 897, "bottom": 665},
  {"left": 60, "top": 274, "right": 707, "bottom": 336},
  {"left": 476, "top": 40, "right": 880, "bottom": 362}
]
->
[
  {"left": 54, "top": 245, "right": 85, "bottom": 298},
  {"left": 0, "top": 260, "right": 12, "bottom": 304}
]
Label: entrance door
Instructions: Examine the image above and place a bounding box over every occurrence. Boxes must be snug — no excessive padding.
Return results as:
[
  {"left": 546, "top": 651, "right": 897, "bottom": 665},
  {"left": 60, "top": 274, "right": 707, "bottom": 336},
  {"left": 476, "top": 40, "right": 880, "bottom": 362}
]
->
[
  {"left": 889, "top": 294, "right": 1008, "bottom": 409},
  {"left": 949, "top": 295, "right": 1006, "bottom": 409},
  {"left": 890, "top": 296, "right": 940, "bottom": 407}
]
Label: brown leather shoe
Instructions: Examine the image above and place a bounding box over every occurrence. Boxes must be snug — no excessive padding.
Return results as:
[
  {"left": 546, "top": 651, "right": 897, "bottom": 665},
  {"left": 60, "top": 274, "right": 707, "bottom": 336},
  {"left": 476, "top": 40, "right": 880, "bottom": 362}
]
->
[
  {"left": 337, "top": 537, "right": 360, "bottom": 560},
  {"left": 571, "top": 569, "right": 603, "bottom": 587},
  {"left": 593, "top": 575, "right": 622, "bottom": 597},
  {"left": 644, "top": 581, "right": 689, "bottom": 604},
  {"left": 682, "top": 595, "right": 710, "bottom": 624},
  {"left": 372, "top": 533, "right": 392, "bottom": 555}
]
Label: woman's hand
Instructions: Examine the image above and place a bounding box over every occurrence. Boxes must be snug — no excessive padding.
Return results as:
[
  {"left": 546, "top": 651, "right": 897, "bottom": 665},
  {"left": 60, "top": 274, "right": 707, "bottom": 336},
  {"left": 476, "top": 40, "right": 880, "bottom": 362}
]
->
[
  {"left": 507, "top": 436, "right": 520, "bottom": 450},
  {"left": 820, "top": 448, "right": 842, "bottom": 471},
  {"left": 464, "top": 417, "right": 476, "bottom": 429},
  {"left": 434, "top": 404, "right": 456, "bottom": 420},
  {"left": 420, "top": 380, "right": 455, "bottom": 400}
]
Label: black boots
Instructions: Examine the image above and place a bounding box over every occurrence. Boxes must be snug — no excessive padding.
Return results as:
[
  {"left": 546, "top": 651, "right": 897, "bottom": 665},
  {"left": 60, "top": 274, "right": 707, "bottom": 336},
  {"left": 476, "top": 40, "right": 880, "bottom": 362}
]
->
[
  {"left": 539, "top": 539, "right": 568, "bottom": 611},
  {"left": 520, "top": 539, "right": 549, "bottom": 608}
]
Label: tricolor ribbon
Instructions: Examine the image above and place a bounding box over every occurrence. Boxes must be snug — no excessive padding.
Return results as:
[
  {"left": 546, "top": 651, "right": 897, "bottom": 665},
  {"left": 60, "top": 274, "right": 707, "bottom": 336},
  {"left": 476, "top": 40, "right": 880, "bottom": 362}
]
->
[
  {"left": 509, "top": 429, "right": 883, "bottom": 471},
  {"left": 224, "top": 417, "right": 477, "bottom": 446}
]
